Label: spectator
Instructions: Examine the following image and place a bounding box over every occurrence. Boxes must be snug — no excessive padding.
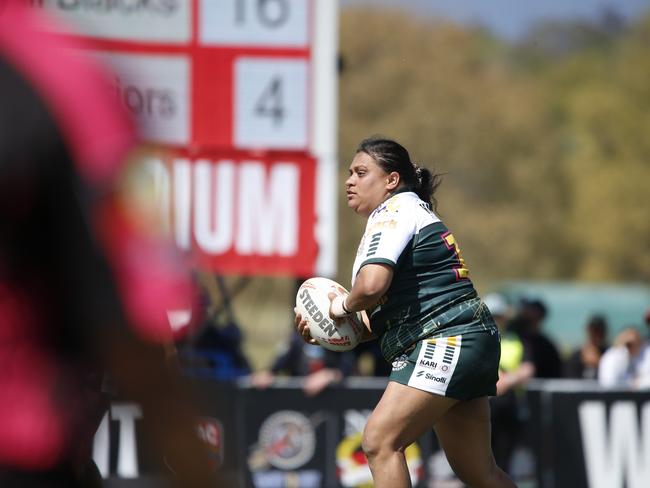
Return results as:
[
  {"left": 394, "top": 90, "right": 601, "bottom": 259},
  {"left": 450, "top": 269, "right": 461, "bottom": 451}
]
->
[
  {"left": 181, "top": 317, "right": 252, "bottom": 381},
  {"left": 250, "top": 327, "right": 356, "bottom": 396},
  {"left": 174, "top": 276, "right": 252, "bottom": 381},
  {"left": 512, "top": 298, "right": 563, "bottom": 379},
  {"left": 484, "top": 294, "right": 536, "bottom": 395},
  {"left": 485, "top": 293, "right": 535, "bottom": 475},
  {"left": 565, "top": 315, "right": 608, "bottom": 379},
  {"left": 598, "top": 326, "right": 650, "bottom": 389}
]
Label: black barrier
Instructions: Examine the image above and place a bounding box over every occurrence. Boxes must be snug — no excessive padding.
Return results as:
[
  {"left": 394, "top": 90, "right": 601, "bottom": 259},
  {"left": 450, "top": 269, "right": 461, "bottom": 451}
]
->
[
  {"left": 527, "top": 380, "right": 650, "bottom": 488},
  {"left": 97, "top": 378, "right": 650, "bottom": 487},
  {"left": 197, "top": 377, "right": 436, "bottom": 487},
  {"left": 97, "top": 377, "right": 439, "bottom": 487}
]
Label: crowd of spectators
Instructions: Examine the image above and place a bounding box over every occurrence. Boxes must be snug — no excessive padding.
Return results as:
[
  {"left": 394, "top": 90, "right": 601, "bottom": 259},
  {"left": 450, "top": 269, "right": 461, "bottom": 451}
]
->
[
  {"left": 480, "top": 295, "right": 650, "bottom": 390},
  {"left": 180, "top": 280, "right": 392, "bottom": 395},
  {"left": 479, "top": 294, "right": 650, "bottom": 476},
  {"left": 184, "top": 284, "right": 650, "bottom": 395}
]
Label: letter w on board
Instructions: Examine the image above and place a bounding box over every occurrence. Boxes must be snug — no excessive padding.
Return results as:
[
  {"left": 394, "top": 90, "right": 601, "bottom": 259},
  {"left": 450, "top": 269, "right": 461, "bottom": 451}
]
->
[{"left": 579, "top": 400, "right": 650, "bottom": 488}]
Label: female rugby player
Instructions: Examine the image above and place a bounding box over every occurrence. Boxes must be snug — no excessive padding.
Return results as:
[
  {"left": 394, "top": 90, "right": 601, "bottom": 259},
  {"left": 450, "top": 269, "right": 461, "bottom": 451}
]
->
[{"left": 296, "top": 137, "right": 515, "bottom": 487}]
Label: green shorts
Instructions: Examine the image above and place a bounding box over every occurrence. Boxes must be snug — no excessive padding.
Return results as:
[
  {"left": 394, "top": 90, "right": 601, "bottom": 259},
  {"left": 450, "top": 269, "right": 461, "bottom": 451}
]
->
[{"left": 389, "top": 328, "right": 501, "bottom": 400}]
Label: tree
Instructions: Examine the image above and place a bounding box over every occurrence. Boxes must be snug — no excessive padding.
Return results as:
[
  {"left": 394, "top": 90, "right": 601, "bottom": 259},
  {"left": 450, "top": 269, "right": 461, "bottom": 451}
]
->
[{"left": 337, "top": 7, "right": 650, "bottom": 286}]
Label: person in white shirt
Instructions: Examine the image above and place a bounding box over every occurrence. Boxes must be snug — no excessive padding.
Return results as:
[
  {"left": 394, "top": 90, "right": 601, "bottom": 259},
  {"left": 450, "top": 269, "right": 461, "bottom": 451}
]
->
[{"left": 598, "top": 326, "right": 650, "bottom": 389}]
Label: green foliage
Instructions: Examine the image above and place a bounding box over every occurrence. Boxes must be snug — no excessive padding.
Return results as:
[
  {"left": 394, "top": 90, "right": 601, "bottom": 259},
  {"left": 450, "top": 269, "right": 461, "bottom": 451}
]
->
[{"left": 337, "top": 7, "right": 650, "bottom": 289}]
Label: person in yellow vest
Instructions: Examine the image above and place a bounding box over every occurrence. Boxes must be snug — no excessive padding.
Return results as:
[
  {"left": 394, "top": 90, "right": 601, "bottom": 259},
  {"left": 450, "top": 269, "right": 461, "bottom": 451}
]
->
[{"left": 484, "top": 294, "right": 535, "bottom": 475}]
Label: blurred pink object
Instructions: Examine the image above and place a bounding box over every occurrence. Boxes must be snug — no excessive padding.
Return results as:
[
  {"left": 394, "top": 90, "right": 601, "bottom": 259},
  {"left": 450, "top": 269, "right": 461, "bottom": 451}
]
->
[{"left": 0, "top": 0, "right": 192, "bottom": 472}]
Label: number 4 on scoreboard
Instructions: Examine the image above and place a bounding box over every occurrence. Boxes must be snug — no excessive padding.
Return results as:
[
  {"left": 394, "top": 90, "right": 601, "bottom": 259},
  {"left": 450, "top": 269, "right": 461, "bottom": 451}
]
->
[
  {"left": 255, "top": 77, "right": 284, "bottom": 127},
  {"left": 234, "top": 57, "right": 307, "bottom": 149}
]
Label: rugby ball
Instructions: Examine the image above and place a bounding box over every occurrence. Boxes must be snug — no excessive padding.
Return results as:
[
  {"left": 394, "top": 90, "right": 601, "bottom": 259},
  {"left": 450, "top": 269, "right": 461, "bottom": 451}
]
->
[{"left": 295, "top": 277, "right": 365, "bottom": 352}]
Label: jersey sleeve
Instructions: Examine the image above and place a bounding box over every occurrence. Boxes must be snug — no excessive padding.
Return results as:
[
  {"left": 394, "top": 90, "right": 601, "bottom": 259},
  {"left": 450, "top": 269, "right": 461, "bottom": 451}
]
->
[{"left": 357, "top": 203, "right": 417, "bottom": 270}]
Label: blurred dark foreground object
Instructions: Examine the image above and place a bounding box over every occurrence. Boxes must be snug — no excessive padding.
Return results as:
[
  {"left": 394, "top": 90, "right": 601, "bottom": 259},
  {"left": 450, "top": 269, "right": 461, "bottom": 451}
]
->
[{"left": 0, "top": 2, "right": 220, "bottom": 486}]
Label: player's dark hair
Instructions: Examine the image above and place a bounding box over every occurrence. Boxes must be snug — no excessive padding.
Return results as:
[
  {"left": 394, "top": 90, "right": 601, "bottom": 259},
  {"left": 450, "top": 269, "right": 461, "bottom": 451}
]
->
[{"left": 356, "top": 137, "right": 442, "bottom": 211}]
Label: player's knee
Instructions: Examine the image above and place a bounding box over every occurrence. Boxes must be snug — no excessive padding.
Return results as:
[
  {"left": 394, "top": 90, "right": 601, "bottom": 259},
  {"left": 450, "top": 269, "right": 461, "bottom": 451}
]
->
[
  {"left": 361, "top": 425, "right": 382, "bottom": 460},
  {"left": 362, "top": 423, "right": 398, "bottom": 461},
  {"left": 362, "top": 424, "right": 402, "bottom": 462}
]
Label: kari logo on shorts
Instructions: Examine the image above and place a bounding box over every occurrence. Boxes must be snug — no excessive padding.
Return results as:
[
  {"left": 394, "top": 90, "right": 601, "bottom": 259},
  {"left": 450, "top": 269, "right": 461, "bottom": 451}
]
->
[
  {"left": 408, "top": 336, "right": 462, "bottom": 395},
  {"left": 392, "top": 354, "right": 409, "bottom": 371}
]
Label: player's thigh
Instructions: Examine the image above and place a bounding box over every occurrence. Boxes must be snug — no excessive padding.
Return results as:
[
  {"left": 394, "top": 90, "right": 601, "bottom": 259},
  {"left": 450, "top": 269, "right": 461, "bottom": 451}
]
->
[
  {"left": 364, "top": 380, "right": 458, "bottom": 452},
  {"left": 433, "top": 396, "right": 497, "bottom": 478}
]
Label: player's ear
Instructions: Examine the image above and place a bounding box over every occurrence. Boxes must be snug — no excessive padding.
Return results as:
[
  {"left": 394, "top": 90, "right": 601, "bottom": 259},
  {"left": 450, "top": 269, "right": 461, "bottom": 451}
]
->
[{"left": 386, "top": 171, "right": 400, "bottom": 190}]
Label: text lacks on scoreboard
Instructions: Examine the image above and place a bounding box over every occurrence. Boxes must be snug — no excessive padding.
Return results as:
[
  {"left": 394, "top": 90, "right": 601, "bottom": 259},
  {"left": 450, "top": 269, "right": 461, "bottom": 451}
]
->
[{"left": 39, "top": 0, "right": 192, "bottom": 43}]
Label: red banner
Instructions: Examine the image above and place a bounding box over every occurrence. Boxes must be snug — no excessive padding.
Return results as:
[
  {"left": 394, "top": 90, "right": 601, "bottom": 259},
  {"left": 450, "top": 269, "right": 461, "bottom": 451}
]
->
[{"left": 147, "top": 150, "right": 318, "bottom": 277}]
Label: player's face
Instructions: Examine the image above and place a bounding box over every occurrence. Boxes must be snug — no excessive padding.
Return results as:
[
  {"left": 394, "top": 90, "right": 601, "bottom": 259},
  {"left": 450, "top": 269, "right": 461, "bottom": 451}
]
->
[{"left": 345, "top": 152, "right": 391, "bottom": 217}]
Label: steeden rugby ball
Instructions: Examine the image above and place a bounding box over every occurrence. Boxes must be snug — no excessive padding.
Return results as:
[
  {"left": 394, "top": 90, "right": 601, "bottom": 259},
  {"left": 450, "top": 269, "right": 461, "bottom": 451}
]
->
[{"left": 295, "top": 277, "right": 365, "bottom": 352}]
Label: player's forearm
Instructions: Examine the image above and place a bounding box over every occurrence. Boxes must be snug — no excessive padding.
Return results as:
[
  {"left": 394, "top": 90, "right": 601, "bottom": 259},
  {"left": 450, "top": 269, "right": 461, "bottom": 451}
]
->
[
  {"left": 345, "top": 288, "right": 384, "bottom": 312},
  {"left": 344, "top": 264, "right": 392, "bottom": 312}
]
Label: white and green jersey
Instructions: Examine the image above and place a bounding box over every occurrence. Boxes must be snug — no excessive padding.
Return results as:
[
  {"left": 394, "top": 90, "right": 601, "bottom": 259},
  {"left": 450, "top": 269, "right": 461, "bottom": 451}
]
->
[{"left": 352, "top": 189, "right": 480, "bottom": 361}]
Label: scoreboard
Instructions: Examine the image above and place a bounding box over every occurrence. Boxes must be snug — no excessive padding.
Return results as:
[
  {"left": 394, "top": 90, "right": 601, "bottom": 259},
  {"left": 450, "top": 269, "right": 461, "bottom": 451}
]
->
[{"left": 41, "top": 0, "right": 338, "bottom": 277}]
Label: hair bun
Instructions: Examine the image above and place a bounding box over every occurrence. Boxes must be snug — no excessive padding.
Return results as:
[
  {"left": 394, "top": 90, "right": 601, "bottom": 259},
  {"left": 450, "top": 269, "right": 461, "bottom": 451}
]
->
[{"left": 413, "top": 165, "right": 441, "bottom": 211}]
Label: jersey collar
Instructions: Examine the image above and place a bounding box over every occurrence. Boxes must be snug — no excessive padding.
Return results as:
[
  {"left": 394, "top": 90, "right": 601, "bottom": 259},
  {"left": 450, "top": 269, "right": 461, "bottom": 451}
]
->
[{"left": 370, "top": 188, "right": 417, "bottom": 218}]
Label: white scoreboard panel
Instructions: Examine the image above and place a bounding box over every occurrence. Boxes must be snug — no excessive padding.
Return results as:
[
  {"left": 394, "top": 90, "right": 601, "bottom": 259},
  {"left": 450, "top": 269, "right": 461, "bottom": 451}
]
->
[
  {"left": 234, "top": 57, "right": 308, "bottom": 149},
  {"left": 40, "top": 0, "right": 192, "bottom": 43},
  {"left": 98, "top": 52, "right": 192, "bottom": 146},
  {"left": 200, "top": 0, "right": 309, "bottom": 47}
]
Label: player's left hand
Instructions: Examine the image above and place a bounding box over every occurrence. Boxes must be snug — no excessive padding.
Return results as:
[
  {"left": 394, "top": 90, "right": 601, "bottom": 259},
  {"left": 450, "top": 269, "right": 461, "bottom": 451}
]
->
[{"left": 294, "top": 307, "right": 319, "bottom": 345}]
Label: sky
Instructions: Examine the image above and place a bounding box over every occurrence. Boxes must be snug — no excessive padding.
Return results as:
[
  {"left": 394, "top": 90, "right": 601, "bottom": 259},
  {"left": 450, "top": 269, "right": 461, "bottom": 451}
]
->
[{"left": 341, "top": 0, "right": 650, "bottom": 39}]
